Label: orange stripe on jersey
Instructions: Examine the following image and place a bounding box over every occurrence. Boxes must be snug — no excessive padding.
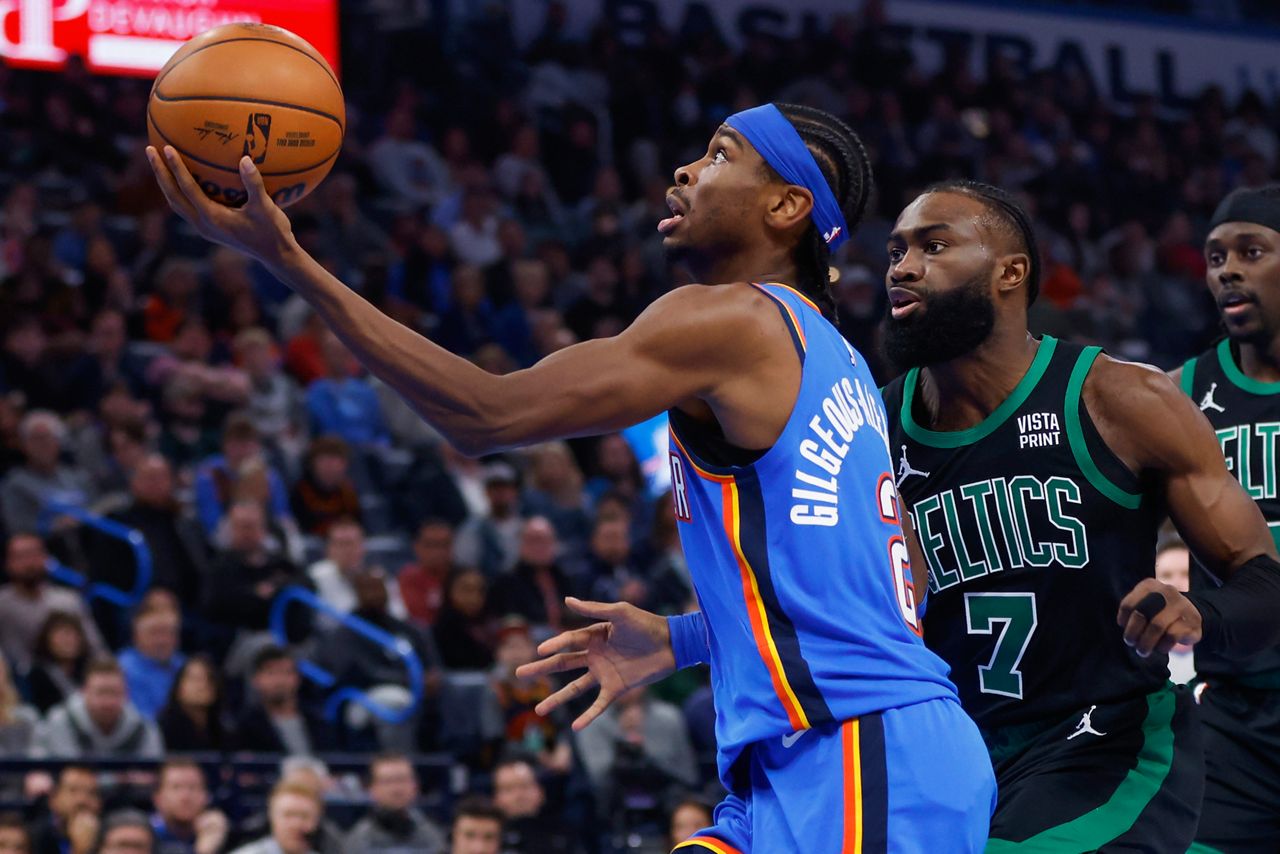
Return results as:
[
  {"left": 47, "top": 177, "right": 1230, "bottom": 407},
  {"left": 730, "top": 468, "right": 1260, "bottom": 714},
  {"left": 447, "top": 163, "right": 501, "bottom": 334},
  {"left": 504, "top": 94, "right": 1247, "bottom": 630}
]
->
[
  {"left": 751, "top": 282, "right": 807, "bottom": 351},
  {"left": 842, "top": 718, "right": 864, "bottom": 853},
  {"left": 669, "top": 428, "right": 734, "bottom": 483},
  {"left": 722, "top": 478, "right": 810, "bottom": 731},
  {"left": 673, "top": 837, "right": 745, "bottom": 854},
  {"left": 762, "top": 281, "right": 823, "bottom": 314}
]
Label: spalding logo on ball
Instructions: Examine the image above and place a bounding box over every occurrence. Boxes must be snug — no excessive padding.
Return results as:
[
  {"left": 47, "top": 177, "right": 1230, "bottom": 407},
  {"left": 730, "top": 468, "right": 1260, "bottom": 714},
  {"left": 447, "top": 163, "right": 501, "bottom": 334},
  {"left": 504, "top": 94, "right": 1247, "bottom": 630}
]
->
[{"left": 147, "top": 23, "right": 345, "bottom": 208}]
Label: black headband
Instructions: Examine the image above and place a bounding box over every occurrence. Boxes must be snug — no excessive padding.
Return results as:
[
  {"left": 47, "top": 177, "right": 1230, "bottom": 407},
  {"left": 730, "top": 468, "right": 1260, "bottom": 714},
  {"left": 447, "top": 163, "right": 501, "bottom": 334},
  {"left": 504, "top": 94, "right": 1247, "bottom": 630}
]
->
[{"left": 1209, "top": 187, "right": 1280, "bottom": 233}]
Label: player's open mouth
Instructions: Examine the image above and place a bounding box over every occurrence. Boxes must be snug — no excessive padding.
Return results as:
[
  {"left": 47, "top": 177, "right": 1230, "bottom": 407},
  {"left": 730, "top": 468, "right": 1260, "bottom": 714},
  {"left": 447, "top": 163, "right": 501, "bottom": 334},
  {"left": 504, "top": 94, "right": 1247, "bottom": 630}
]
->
[
  {"left": 1220, "top": 291, "right": 1257, "bottom": 317},
  {"left": 658, "top": 194, "right": 687, "bottom": 234},
  {"left": 889, "top": 287, "right": 921, "bottom": 320}
]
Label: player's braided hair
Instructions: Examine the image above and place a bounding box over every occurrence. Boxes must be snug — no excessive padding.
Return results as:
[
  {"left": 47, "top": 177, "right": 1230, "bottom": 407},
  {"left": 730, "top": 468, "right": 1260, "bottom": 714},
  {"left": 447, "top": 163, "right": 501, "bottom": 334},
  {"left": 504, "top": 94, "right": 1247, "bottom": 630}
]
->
[
  {"left": 767, "top": 104, "right": 875, "bottom": 321},
  {"left": 925, "top": 179, "right": 1041, "bottom": 306}
]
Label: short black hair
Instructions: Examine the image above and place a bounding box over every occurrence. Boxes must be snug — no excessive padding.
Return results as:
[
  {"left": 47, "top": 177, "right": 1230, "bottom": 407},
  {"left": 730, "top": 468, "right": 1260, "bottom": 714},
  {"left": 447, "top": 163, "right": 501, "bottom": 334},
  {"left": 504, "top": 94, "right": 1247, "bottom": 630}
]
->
[
  {"left": 761, "top": 103, "right": 876, "bottom": 321},
  {"left": 251, "top": 644, "right": 292, "bottom": 674},
  {"left": 924, "top": 179, "right": 1041, "bottom": 306},
  {"left": 452, "top": 794, "right": 504, "bottom": 828}
]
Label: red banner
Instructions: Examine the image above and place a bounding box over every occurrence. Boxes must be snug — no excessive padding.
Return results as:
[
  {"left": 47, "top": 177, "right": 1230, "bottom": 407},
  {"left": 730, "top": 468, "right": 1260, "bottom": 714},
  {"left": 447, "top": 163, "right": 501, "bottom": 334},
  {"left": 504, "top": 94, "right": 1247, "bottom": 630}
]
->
[{"left": 0, "top": 0, "right": 339, "bottom": 78}]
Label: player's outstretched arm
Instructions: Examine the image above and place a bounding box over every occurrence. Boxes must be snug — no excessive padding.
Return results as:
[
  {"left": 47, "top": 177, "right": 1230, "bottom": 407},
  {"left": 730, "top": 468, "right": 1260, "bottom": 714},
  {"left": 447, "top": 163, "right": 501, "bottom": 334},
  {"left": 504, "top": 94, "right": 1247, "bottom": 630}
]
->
[
  {"left": 148, "top": 147, "right": 771, "bottom": 456},
  {"left": 1086, "top": 357, "right": 1280, "bottom": 657},
  {"left": 515, "top": 598, "right": 679, "bottom": 731}
]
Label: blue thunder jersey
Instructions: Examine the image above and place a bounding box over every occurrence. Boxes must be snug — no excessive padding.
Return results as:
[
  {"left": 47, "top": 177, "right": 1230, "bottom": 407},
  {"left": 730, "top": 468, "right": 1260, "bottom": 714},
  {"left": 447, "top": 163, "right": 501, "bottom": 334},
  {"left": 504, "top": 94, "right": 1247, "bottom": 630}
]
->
[{"left": 667, "top": 283, "right": 958, "bottom": 781}]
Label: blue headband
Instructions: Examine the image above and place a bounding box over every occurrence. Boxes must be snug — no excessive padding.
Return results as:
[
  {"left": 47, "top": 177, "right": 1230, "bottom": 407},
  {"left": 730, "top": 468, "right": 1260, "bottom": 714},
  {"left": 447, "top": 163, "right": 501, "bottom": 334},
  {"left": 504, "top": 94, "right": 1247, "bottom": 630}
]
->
[{"left": 725, "top": 103, "right": 849, "bottom": 250}]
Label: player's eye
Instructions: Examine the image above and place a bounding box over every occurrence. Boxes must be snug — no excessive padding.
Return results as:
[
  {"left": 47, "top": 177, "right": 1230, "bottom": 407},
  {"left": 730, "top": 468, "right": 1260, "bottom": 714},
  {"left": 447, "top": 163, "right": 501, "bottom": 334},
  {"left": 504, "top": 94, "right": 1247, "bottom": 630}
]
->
[
  {"left": 711, "top": 149, "right": 727, "bottom": 165},
  {"left": 925, "top": 241, "right": 946, "bottom": 253},
  {"left": 888, "top": 247, "right": 905, "bottom": 262},
  {"left": 1207, "top": 252, "right": 1224, "bottom": 266},
  {"left": 1248, "top": 246, "right": 1265, "bottom": 259}
]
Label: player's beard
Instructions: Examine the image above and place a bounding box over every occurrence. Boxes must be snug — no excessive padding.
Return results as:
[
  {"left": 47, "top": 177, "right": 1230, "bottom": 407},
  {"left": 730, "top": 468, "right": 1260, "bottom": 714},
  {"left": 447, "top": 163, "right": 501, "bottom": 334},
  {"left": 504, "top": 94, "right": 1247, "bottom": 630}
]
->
[{"left": 882, "top": 269, "right": 996, "bottom": 369}]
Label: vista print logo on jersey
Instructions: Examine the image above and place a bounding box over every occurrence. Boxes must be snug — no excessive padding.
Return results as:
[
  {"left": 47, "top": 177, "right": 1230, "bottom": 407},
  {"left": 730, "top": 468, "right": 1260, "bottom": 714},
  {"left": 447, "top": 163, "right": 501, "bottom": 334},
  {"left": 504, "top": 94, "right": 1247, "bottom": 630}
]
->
[{"left": 1017, "top": 412, "right": 1061, "bottom": 449}]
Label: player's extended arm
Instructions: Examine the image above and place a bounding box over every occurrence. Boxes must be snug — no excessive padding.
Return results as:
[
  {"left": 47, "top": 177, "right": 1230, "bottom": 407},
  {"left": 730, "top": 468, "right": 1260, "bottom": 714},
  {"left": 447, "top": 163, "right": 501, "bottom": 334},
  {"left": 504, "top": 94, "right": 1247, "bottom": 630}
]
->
[
  {"left": 147, "top": 148, "right": 769, "bottom": 456},
  {"left": 1087, "top": 358, "right": 1280, "bottom": 657}
]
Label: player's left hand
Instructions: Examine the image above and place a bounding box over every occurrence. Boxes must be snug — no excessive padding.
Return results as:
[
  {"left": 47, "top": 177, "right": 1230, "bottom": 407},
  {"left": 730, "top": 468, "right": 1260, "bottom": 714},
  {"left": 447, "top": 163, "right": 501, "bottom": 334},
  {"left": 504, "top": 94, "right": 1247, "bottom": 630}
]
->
[
  {"left": 1116, "top": 578, "right": 1203, "bottom": 657},
  {"left": 146, "top": 145, "right": 296, "bottom": 265}
]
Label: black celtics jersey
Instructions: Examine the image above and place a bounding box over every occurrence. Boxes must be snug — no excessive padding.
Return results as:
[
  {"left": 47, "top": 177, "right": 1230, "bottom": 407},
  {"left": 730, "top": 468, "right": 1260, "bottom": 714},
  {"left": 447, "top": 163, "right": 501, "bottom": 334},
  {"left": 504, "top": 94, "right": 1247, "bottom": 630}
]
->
[
  {"left": 882, "top": 336, "right": 1167, "bottom": 730},
  {"left": 1180, "top": 338, "right": 1280, "bottom": 680}
]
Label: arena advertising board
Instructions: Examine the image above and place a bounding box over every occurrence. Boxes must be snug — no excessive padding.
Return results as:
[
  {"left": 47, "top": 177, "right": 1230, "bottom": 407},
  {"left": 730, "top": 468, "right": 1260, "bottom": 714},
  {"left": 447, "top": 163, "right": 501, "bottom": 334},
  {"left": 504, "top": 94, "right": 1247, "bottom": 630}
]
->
[
  {"left": 0, "top": 0, "right": 339, "bottom": 77},
  {"left": 507, "top": 0, "right": 1280, "bottom": 108}
]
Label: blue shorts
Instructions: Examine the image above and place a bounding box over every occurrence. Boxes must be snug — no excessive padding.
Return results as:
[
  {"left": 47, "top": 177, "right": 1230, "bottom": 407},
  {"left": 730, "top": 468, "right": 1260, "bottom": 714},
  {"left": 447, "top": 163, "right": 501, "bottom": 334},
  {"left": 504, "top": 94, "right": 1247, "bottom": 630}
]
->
[{"left": 673, "top": 697, "right": 995, "bottom": 853}]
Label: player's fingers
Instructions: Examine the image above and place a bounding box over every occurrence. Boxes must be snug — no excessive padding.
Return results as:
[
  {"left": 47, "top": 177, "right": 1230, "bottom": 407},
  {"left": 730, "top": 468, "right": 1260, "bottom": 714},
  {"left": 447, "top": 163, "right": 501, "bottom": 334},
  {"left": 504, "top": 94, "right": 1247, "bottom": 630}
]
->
[
  {"left": 162, "top": 146, "right": 217, "bottom": 218},
  {"left": 515, "top": 650, "right": 588, "bottom": 681},
  {"left": 535, "top": 671, "right": 598, "bottom": 717},
  {"left": 1116, "top": 582, "right": 1164, "bottom": 626},
  {"left": 536, "top": 625, "right": 599, "bottom": 657},
  {"left": 1121, "top": 610, "right": 1149, "bottom": 648},
  {"left": 1134, "top": 611, "right": 1175, "bottom": 657},
  {"left": 565, "top": 597, "right": 621, "bottom": 620},
  {"left": 146, "top": 147, "right": 201, "bottom": 223},
  {"left": 238, "top": 156, "right": 270, "bottom": 210},
  {"left": 571, "top": 688, "right": 615, "bottom": 732}
]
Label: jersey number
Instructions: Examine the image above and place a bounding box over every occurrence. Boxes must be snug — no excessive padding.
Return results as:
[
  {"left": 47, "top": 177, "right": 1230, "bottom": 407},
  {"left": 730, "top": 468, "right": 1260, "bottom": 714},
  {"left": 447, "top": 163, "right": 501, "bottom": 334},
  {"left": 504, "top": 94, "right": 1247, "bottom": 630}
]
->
[
  {"left": 964, "top": 592, "right": 1038, "bottom": 699},
  {"left": 877, "top": 474, "right": 922, "bottom": 636}
]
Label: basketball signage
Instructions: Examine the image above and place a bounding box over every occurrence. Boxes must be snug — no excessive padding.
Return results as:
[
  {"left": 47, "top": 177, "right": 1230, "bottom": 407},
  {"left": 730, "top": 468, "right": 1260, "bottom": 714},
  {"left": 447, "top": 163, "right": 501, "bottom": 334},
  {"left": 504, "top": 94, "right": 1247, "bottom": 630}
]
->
[{"left": 0, "top": 0, "right": 339, "bottom": 78}]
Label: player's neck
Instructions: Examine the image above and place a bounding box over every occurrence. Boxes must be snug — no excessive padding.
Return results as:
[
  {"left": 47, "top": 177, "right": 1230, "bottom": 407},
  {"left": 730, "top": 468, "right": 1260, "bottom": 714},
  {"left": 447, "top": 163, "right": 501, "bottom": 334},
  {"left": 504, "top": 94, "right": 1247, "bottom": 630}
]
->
[
  {"left": 688, "top": 246, "right": 797, "bottom": 289},
  {"left": 1235, "top": 336, "right": 1280, "bottom": 384},
  {"left": 917, "top": 327, "right": 1039, "bottom": 432}
]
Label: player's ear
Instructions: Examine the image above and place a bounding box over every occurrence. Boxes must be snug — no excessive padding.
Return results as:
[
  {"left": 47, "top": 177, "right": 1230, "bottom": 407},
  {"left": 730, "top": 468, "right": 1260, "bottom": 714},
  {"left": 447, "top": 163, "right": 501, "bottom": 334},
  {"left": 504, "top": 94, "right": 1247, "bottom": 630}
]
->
[
  {"left": 766, "top": 185, "right": 813, "bottom": 232},
  {"left": 996, "top": 251, "right": 1031, "bottom": 296}
]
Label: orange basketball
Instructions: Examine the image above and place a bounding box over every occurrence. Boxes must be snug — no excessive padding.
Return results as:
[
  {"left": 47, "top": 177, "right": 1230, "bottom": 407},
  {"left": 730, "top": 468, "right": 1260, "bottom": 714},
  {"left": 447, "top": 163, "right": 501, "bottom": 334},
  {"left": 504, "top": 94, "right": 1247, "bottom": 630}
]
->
[{"left": 147, "top": 23, "right": 345, "bottom": 208}]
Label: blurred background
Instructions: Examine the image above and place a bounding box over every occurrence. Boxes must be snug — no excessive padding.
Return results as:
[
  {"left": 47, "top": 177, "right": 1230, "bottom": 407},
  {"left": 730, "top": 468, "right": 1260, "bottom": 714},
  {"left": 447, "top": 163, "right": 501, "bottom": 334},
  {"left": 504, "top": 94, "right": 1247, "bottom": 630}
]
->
[{"left": 0, "top": 0, "right": 1272, "bottom": 852}]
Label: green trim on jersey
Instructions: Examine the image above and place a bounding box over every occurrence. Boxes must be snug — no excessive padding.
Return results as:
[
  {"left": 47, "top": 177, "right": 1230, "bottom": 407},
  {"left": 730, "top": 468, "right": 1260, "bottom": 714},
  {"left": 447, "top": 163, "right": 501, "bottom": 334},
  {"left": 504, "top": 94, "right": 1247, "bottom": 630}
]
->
[
  {"left": 985, "top": 686, "right": 1176, "bottom": 852},
  {"left": 1187, "top": 844, "right": 1227, "bottom": 854},
  {"left": 1218, "top": 338, "right": 1280, "bottom": 395},
  {"left": 902, "top": 336, "right": 1058, "bottom": 449},
  {"left": 1179, "top": 357, "right": 1196, "bottom": 397},
  {"left": 1064, "top": 347, "right": 1142, "bottom": 510}
]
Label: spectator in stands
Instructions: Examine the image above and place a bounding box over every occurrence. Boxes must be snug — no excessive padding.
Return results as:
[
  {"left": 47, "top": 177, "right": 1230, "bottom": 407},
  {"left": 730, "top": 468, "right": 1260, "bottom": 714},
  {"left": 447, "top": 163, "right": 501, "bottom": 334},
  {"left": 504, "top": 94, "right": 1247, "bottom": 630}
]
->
[
  {"left": 313, "top": 568, "right": 441, "bottom": 750},
  {"left": 232, "top": 645, "right": 335, "bottom": 756},
  {"left": 584, "top": 516, "right": 650, "bottom": 608},
  {"left": 304, "top": 332, "right": 389, "bottom": 448},
  {"left": 0, "top": 410, "right": 93, "bottom": 535},
  {"left": 229, "top": 780, "right": 322, "bottom": 854},
  {"left": 307, "top": 518, "right": 406, "bottom": 619},
  {"left": 289, "top": 437, "right": 361, "bottom": 537},
  {"left": 489, "top": 620, "right": 571, "bottom": 773},
  {"left": 193, "top": 414, "right": 290, "bottom": 539},
  {"left": 156, "top": 377, "right": 220, "bottom": 474},
  {"left": 202, "top": 501, "right": 310, "bottom": 635},
  {"left": 520, "top": 443, "right": 592, "bottom": 563},
  {"left": 142, "top": 259, "right": 199, "bottom": 344},
  {"left": 96, "top": 810, "right": 154, "bottom": 854},
  {"left": 433, "top": 569, "right": 494, "bottom": 670},
  {"left": 343, "top": 753, "right": 446, "bottom": 853},
  {"left": 27, "top": 765, "right": 100, "bottom": 854},
  {"left": 33, "top": 657, "right": 163, "bottom": 759},
  {"left": 448, "top": 797, "right": 502, "bottom": 854},
  {"left": 156, "top": 655, "right": 228, "bottom": 754},
  {"left": 574, "top": 687, "right": 697, "bottom": 815},
  {"left": 25, "top": 611, "right": 91, "bottom": 715},
  {"left": 0, "top": 534, "right": 105, "bottom": 672},
  {"left": 0, "top": 655, "right": 36, "bottom": 757},
  {"left": 434, "top": 265, "right": 497, "bottom": 357},
  {"left": 488, "top": 517, "right": 572, "bottom": 633},
  {"left": 0, "top": 813, "right": 29, "bottom": 853},
  {"left": 638, "top": 494, "right": 695, "bottom": 616},
  {"left": 398, "top": 519, "right": 455, "bottom": 627},
  {"left": 149, "top": 759, "right": 228, "bottom": 854},
  {"left": 667, "top": 797, "right": 713, "bottom": 849},
  {"left": 232, "top": 328, "right": 304, "bottom": 463},
  {"left": 368, "top": 106, "right": 453, "bottom": 210},
  {"left": 453, "top": 462, "right": 522, "bottom": 576},
  {"left": 492, "top": 753, "right": 579, "bottom": 853},
  {"left": 118, "top": 605, "right": 184, "bottom": 721},
  {"left": 96, "top": 455, "right": 207, "bottom": 614}
]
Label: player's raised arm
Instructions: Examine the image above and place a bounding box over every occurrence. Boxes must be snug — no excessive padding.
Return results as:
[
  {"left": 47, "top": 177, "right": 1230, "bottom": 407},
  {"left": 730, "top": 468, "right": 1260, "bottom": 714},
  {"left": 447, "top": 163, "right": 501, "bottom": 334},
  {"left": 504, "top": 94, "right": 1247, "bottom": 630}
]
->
[
  {"left": 1085, "top": 356, "right": 1280, "bottom": 656},
  {"left": 147, "top": 146, "right": 769, "bottom": 456}
]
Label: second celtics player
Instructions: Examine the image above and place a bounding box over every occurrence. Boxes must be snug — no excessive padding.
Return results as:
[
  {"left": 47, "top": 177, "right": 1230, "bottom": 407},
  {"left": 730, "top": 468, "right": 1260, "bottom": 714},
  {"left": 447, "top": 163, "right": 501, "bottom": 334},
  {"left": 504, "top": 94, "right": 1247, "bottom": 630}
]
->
[
  {"left": 1177, "top": 184, "right": 1280, "bottom": 853},
  {"left": 882, "top": 180, "right": 1280, "bottom": 851}
]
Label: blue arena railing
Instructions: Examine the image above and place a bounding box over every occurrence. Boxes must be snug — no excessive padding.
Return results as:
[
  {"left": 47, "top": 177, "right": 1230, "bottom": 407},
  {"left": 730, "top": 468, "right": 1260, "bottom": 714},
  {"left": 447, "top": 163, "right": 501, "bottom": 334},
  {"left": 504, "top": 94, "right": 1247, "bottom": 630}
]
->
[
  {"left": 268, "top": 585, "right": 424, "bottom": 725},
  {"left": 37, "top": 500, "right": 152, "bottom": 610}
]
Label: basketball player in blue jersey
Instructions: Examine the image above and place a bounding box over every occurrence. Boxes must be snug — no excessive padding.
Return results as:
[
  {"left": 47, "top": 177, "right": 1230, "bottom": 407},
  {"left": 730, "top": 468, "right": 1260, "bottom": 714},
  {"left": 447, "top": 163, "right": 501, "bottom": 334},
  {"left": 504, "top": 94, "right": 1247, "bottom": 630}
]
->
[
  {"left": 146, "top": 103, "right": 995, "bottom": 851},
  {"left": 879, "top": 181, "right": 1280, "bottom": 851}
]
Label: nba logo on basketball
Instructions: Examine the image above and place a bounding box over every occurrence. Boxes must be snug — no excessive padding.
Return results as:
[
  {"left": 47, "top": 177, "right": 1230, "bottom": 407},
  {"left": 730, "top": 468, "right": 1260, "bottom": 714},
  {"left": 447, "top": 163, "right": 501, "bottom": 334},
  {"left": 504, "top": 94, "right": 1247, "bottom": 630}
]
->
[
  {"left": 243, "top": 113, "right": 273, "bottom": 164},
  {"left": 669, "top": 453, "right": 692, "bottom": 523}
]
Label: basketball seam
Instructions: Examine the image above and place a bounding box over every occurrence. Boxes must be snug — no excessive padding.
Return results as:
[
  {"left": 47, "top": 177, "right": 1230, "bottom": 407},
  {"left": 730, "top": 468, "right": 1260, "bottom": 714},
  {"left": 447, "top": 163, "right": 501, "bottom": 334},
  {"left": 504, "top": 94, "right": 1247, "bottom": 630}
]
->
[
  {"left": 150, "top": 92, "right": 344, "bottom": 132},
  {"left": 147, "top": 108, "right": 340, "bottom": 178},
  {"left": 154, "top": 36, "right": 341, "bottom": 96}
]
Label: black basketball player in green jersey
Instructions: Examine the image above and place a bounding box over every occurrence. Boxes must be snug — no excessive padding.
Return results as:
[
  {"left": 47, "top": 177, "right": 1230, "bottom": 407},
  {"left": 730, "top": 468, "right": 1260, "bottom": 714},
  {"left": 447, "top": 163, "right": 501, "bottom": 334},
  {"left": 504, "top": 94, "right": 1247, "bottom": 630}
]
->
[
  {"left": 880, "top": 180, "right": 1280, "bottom": 851},
  {"left": 1175, "top": 185, "right": 1280, "bottom": 853}
]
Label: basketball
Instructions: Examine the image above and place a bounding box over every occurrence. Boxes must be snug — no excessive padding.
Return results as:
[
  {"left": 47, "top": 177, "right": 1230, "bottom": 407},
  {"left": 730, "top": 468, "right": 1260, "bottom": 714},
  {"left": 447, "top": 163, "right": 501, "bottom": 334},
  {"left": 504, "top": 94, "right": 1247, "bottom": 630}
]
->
[{"left": 146, "top": 23, "right": 345, "bottom": 208}]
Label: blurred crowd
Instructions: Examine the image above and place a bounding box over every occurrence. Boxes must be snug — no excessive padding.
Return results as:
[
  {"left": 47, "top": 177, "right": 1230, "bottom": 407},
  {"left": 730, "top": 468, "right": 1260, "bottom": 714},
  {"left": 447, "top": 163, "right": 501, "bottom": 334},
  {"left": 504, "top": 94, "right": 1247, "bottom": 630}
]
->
[{"left": 0, "top": 0, "right": 1272, "bottom": 850}]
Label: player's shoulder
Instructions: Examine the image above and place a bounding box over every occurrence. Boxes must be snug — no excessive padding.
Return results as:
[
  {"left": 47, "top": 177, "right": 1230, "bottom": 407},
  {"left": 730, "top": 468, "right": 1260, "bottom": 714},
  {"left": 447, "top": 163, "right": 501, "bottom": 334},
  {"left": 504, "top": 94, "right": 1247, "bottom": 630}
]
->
[
  {"left": 1084, "top": 351, "right": 1186, "bottom": 410},
  {"left": 1082, "top": 351, "right": 1207, "bottom": 460}
]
